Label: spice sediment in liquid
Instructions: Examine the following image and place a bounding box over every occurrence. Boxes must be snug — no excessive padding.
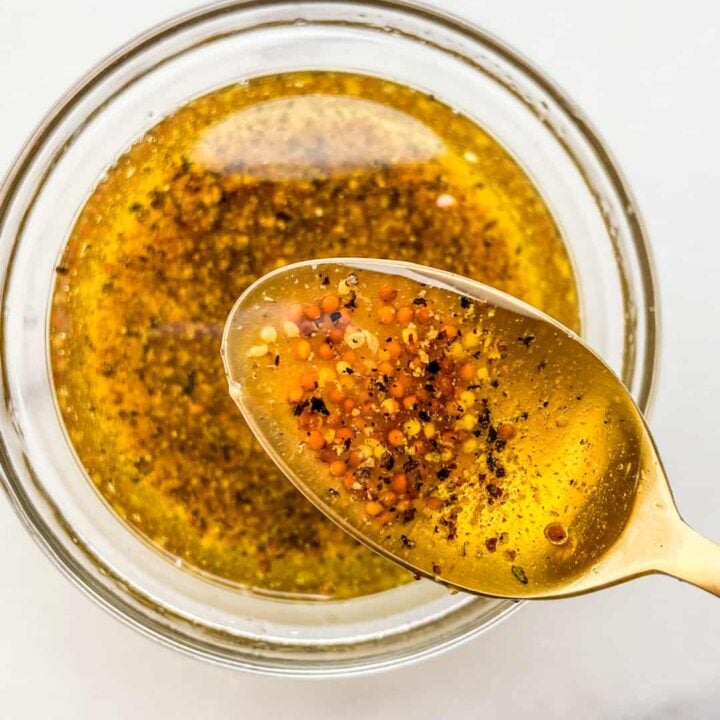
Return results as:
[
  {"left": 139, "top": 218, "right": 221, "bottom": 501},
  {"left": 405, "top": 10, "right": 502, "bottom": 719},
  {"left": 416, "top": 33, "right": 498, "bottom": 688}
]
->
[
  {"left": 51, "top": 71, "right": 579, "bottom": 599},
  {"left": 227, "top": 263, "right": 641, "bottom": 596}
]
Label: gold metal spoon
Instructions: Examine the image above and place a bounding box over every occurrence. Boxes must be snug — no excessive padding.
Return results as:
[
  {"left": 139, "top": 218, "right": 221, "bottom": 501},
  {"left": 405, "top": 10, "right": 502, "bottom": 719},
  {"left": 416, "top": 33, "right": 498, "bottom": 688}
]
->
[{"left": 221, "top": 258, "right": 720, "bottom": 599}]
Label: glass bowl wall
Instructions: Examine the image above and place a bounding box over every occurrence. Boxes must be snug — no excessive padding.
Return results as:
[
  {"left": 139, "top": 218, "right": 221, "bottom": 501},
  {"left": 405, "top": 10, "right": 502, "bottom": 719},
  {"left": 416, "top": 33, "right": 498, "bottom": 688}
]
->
[{"left": 0, "top": 0, "right": 658, "bottom": 675}]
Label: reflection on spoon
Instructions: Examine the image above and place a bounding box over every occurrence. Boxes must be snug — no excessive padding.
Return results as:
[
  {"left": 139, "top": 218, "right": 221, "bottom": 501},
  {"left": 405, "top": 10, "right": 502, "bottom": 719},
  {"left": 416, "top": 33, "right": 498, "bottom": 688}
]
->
[{"left": 221, "top": 258, "right": 720, "bottom": 599}]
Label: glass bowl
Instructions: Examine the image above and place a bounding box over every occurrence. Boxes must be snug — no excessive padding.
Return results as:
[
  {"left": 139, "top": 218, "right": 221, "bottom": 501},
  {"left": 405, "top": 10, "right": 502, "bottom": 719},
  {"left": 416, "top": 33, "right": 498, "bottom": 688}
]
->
[{"left": 0, "top": 0, "right": 658, "bottom": 675}]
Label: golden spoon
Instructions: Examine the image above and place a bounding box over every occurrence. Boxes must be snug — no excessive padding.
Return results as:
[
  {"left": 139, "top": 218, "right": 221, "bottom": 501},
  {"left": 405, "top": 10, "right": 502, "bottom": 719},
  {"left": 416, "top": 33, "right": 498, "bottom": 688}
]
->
[{"left": 221, "top": 258, "right": 719, "bottom": 599}]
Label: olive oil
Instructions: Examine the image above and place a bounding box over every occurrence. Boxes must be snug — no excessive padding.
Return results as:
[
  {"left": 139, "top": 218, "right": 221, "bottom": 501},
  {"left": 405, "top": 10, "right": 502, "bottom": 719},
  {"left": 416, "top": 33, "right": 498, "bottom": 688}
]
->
[
  {"left": 225, "top": 262, "right": 639, "bottom": 597},
  {"left": 51, "top": 71, "right": 579, "bottom": 599}
]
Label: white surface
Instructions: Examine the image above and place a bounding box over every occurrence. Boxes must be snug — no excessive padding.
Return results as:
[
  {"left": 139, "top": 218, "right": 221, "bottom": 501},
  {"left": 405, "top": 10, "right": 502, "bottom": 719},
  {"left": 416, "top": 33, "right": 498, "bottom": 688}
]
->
[{"left": 1, "top": 0, "right": 719, "bottom": 717}]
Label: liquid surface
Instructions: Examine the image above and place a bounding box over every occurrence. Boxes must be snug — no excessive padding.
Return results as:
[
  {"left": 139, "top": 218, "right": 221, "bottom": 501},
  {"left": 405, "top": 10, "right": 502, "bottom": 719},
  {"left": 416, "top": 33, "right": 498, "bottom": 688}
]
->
[
  {"left": 51, "top": 71, "right": 579, "bottom": 599},
  {"left": 225, "top": 261, "right": 642, "bottom": 597}
]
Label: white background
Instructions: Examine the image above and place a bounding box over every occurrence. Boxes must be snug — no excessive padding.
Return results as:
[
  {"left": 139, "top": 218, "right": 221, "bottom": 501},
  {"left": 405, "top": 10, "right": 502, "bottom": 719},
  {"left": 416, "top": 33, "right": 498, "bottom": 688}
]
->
[{"left": 1, "top": 1, "right": 719, "bottom": 718}]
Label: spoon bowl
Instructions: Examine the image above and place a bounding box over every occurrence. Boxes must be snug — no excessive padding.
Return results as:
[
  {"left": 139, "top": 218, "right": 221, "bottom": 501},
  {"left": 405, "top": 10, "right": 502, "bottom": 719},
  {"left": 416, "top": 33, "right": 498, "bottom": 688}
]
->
[{"left": 222, "top": 258, "right": 720, "bottom": 600}]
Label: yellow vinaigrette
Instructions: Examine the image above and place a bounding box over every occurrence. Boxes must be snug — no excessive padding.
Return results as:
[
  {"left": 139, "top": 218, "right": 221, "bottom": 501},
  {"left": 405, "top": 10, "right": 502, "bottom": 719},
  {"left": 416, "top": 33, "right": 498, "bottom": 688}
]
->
[
  {"left": 225, "top": 262, "right": 640, "bottom": 597},
  {"left": 51, "top": 71, "right": 579, "bottom": 599}
]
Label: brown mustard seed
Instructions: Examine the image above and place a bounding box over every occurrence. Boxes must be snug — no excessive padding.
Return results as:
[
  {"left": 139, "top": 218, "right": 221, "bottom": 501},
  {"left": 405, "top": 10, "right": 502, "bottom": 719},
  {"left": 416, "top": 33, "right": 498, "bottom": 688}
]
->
[{"left": 544, "top": 522, "right": 569, "bottom": 545}]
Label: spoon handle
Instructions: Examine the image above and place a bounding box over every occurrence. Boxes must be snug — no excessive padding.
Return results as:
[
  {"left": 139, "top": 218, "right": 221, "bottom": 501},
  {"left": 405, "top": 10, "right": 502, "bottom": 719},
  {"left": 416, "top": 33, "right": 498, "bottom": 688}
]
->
[{"left": 656, "top": 521, "right": 720, "bottom": 597}]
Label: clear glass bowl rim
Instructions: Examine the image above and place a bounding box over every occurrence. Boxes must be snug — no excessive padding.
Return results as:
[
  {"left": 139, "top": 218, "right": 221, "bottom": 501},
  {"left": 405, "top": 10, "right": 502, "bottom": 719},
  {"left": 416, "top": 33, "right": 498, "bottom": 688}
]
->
[{"left": 0, "top": 0, "right": 660, "bottom": 676}]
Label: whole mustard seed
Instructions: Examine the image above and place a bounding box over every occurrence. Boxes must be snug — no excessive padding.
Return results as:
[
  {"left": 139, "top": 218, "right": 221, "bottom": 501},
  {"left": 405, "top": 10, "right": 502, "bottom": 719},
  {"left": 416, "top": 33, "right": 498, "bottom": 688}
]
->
[{"left": 51, "top": 71, "right": 579, "bottom": 600}]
